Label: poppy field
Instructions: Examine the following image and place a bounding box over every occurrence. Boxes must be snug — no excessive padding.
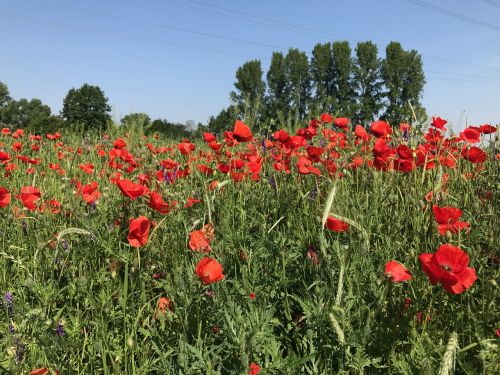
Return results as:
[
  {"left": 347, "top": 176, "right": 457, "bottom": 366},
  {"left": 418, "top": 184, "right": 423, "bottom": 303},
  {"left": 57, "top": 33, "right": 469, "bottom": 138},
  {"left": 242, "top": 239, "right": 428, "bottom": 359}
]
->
[{"left": 0, "top": 117, "right": 499, "bottom": 374}]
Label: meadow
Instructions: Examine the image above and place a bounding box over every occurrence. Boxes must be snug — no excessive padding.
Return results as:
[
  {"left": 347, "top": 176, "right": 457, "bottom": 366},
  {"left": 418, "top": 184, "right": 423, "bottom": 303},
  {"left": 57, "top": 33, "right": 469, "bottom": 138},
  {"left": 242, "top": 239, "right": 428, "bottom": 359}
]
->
[{"left": 0, "top": 117, "right": 498, "bottom": 374}]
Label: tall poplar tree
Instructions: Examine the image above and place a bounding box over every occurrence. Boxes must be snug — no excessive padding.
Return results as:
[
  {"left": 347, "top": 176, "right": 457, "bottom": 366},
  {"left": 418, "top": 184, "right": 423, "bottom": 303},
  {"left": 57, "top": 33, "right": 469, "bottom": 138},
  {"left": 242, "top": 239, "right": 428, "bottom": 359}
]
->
[
  {"left": 353, "top": 41, "right": 384, "bottom": 125},
  {"left": 266, "top": 52, "right": 289, "bottom": 119},
  {"left": 311, "top": 42, "right": 335, "bottom": 112},
  {"left": 230, "top": 59, "right": 266, "bottom": 125},
  {"left": 331, "top": 41, "right": 355, "bottom": 117},
  {"left": 284, "top": 48, "right": 311, "bottom": 121},
  {"left": 381, "top": 42, "right": 426, "bottom": 125}
]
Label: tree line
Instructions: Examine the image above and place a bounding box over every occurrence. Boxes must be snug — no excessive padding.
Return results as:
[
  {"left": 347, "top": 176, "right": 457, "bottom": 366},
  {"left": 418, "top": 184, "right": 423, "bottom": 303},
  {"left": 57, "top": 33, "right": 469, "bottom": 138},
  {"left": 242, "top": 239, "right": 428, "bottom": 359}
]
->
[
  {"left": 0, "top": 82, "right": 197, "bottom": 138},
  {"left": 208, "top": 40, "right": 426, "bottom": 133}
]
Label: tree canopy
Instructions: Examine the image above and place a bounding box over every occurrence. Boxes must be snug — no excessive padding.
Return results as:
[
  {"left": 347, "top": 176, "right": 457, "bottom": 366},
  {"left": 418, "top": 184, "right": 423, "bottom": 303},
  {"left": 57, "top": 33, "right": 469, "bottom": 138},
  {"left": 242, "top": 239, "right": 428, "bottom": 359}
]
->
[{"left": 62, "top": 84, "right": 111, "bottom": 130}]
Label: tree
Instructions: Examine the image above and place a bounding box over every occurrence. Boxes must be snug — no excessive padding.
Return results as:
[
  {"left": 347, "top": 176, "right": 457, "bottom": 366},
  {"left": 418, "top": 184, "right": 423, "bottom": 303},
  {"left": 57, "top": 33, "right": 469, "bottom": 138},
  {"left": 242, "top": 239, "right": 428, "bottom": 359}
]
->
[
  {"left": 353, "top": 41, "right": 384, "bottom": 125},
  {"left": 121, "top": 113, "right": 151, "bottom": 128},
  {"left": 266, "top": 52, "right": 289, "bottom": 120},
  {"left": 207, "top": 105, "right": 238, "bottom": 135},
  {"left": 146, "top": 119, "right": 191, "bottom": 139},
  {"left": 0, "top": 81, "right": 12, "bottom": 108},
  {"left": 284, "top": 48, "right": 311, "bottom": 121},
  {"left": 310, "top": 42, "right": 335, "bottom": 112},
  {"left": 230, "top": 60, "right": 266, "bottom": 126},
  {"left": 331, "top": 41, "right": 355, "bottom": 117},
  {"left": 62, "top": 84, "right": 111, "bottom": 130},
  {"left": 0, "top": 98, "right": 51, "bottom": 128},
  {"left": 381, "top": 42, "right": 426, "bottom": 125}
]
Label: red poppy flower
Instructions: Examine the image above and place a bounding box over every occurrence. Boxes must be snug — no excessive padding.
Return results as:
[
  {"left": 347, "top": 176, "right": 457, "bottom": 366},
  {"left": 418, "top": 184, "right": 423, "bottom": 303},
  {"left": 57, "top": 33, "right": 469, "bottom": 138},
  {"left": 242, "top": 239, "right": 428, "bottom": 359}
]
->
[
  {"left": 127, "top": 216, "right": 151, "bottom": 247},
  {"left": 154, "top": 296, "right": 173, "bottom": 319},
  {"left": 81, "top": 182, "right": 100, "bottom": 205},
  {"left": 233, "top": 120, "right": 253, "bottom": 142},
  {"left": 189, "top": 230, "right": 211, "bottom": 253},
  {"left": 333, "top": 117, "right": 349, "bottom": 129},
  {"left": 478, "top": 124, "right": 497, "bottom": 134},
  {"left": 178, "top": 141, "right": 195, "bottom": 155},
  {"left": 384, "top": 260, "right": 412, "bottom": 282},
  {"left": 79, "top": 163, "right": 95, "bottom": 174},
  {"left": 148, "top": 191, "right": 172, "bottom": 214},
  {"left": 185, "top": 197, "right": 202, "bottom": 208},
  {"left": 0, "top": 186, "right": 10, "bottom": 208},
  {"left": 370, "top": 120, "right": 393, "bottom": 138},
  {"left": 17, "top": 186, "right": 41, "bottom": 211},
  {"left": 195, "top": 257, "right": 224, "bottom": 285},
  {"left": 460, "top": 127, "right": 481, "bottom": 143},
  {"left": 325, "top": 216, "right": 349, "bottom": 232},
  {"left": 248, "top": 362, "right": 261, "bottom": 375},
  {"left": 432, "top": 205, "right": 470, "bottom": 235},
  {"left": 431, "top": 116, "right": 447, "bottom": 130},
  {"left": 461, "top": 146, "right": 487, "bottom": 164},
  {"left": 29, "top": 369, "right": 49, "bottom": 375},
  {"left": 249, "top": 292, "right": 256, "bottom": 300},
  {"left": 203, "top": 132, "right": 217, "bottom": 143},
  {"left": 354, "top": 125, "right": 369, "bottom": 141},
  {"left": 419, "top": 244, "right": 477, "bottom": 294},
  {"left": 297, "top": 157, "right": 321, "bottom": 176},
  {"left": 117, "top": 178, "right": 148, "bottom": 200},
  {"left": 320, "top": 113, "right": 333, "bottom": 124}
]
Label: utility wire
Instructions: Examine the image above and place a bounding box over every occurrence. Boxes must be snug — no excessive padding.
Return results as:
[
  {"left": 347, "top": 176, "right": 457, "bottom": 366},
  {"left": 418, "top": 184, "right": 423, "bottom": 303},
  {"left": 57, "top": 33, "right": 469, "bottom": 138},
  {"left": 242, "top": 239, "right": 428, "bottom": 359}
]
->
[
  {"left": 401, "top": 0, "right": 500, "bottom": 32},
  {"left": 479, "top": 0, "right": 500, "bottom": 10},
  {"left": 0, "top": 14, "right": 267, "bottom": 60},
  {"left": 162, "top": 0, "right": 500, "bottom": 72},
  {"left": 13, "top": 0, "right": 500, "bottom": 75},
  {"left": 26, "top": 0, "right": 285, "bottom": 50}
]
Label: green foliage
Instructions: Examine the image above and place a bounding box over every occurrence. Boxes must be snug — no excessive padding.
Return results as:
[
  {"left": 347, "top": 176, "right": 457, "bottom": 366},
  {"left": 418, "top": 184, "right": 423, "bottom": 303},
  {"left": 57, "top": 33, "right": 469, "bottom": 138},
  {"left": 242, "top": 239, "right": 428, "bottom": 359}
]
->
[
  {"left": 61, "top": 83, "right": 111, "bottom": 131},
  {"left": 331, "top": 41, "right": 356, "bottom": 117},
  {"left": 381, "top": 42, "right": 427, "bottom": 125},
  {"left": 0, "top": 98, "right": 51, "bottom": 128},
  {"left": 121, "top": 113, "right": 151, "bottom": 129},
  {"left": 145, "top": 118, "right": 191, "bottom": 140},
  {"left": 207, "top": 105, "right": 238, "bottom": 135},
  {"left": 310, "top": 43, "right": 335, "bottom": 112},
  {"left": 230, "top": 60, "right": 266, "bottom": 126},
  {"left": 353, "top": 41, "right": 384, "bottom": 125},
  {"left": 0, "top": 128, "right": 498, "bottom": 374},
  {"left": 266, "top": 52, "right": 289, "bottom": 122},
  {"left": 284, "top": 48, "right": 312, "bottom": 121},
  {"left": 0, "top": 81, "right": 12, "bottom": 108}
]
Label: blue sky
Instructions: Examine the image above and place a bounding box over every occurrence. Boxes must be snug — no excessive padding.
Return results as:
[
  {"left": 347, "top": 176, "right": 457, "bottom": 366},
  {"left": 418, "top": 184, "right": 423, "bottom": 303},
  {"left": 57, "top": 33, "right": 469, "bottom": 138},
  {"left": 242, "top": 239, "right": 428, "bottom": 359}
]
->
[{"left": 1, "top": 0, "right": 499, "bottom": 131}]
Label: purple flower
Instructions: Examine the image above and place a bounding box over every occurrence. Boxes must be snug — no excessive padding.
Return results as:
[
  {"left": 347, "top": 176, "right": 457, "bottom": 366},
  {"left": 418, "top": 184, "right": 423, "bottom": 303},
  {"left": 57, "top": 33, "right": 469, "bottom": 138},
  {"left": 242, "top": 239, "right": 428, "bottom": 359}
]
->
[
  {"left": 5, "top": 292, "right": 13, "bottom": 315},
  {"left": 56, "top": 321, "right": 66, "bottom": 337},
  {"left": 268, "top": 176, "right": 277, "bottom": 191}
]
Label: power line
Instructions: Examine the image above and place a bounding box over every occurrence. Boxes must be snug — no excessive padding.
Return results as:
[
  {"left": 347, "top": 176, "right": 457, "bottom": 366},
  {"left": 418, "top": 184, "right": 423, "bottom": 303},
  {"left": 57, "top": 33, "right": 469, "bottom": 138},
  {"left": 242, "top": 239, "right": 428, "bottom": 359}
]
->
[
  {"left": 426, "top": 70, "right": 500, "bottom": 79},
  {"left": 479, "top": 0, "right": 500, "bottom": 10},
  {"left": 13, "top": 0, "right": 500, "bottom": 75},
  {"left": 402, "top": 0, "right": 500, "bottom": 32},
  {"left": 26, "top": 0, "right": 285, "bottom": 50},
  {"left": 161, "top": 0, "right": 500, "bottom": 72},
  {"left": 426, "top": 76, "right": 500, "bottom": 83},
  {"left": 0, "top": 14, "right": 265, "bottom": 60}
]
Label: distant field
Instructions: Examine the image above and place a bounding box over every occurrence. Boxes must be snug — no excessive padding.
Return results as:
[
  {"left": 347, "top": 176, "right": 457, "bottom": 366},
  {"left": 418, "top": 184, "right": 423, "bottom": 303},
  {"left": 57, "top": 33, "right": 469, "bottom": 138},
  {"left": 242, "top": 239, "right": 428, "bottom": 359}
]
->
[{"left": 0, "top": 118, "right": 498, "bottom": 374}]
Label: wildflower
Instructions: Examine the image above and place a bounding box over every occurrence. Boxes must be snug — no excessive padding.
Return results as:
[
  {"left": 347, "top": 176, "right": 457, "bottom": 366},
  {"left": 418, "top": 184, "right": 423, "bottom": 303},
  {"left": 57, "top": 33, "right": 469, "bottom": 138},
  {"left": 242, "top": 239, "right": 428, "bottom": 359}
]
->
[
  {"left": 195, "top": 257, "right": 224, "bottom": 285},
  {"left": 16, "top": 186, "right": 41, "bottom": 211},
  {"left": 432, "top": 205, "right": 470, "bottom": 235},
  {"left": 233, "top": 120, "right": 253, "bottom": 142},
  {"left": 325, "top": 216, "right": 349, "bottom": 233},
  {"left": 0, "top": 186, "right": 10, "bottom": 208},
  {"left": 189, "top": 229, "right": 211, "bottom": 253},
  {"left": 5, "top": 291, "right": 13, "bottom": 315},
  {"left": 419, "top": 244, "right": 477, "bottom": 294},
  {"left": 127, "top": 216, "right": 151, "bottom": 247},
  {"left": 248, "top": 362, "right": 261, "bottom": 375},
  {"left": 55, "top": 321, "right": 66, "bottom": 337},
  {"left": 384, "top": 260, "right": 412, "bottom": 282},
  {"left": 154, "top": 297, "right": 173, "bottom": 319},
  {"left": 249, "top": 292, "right": 256, "bottom": 300}
]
